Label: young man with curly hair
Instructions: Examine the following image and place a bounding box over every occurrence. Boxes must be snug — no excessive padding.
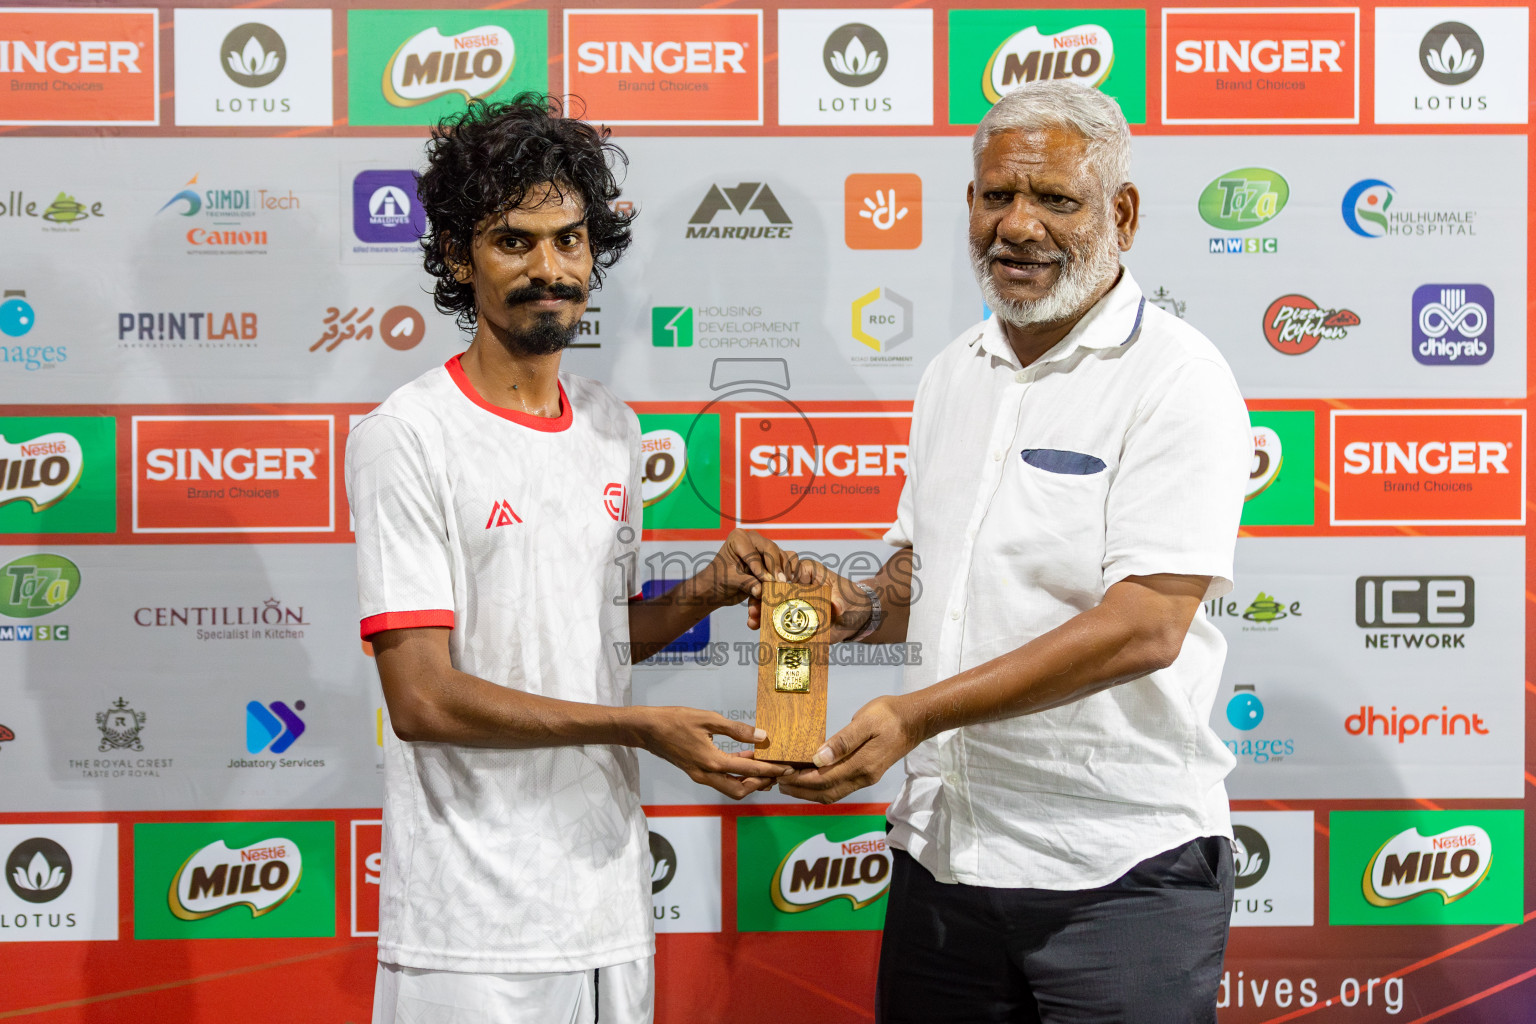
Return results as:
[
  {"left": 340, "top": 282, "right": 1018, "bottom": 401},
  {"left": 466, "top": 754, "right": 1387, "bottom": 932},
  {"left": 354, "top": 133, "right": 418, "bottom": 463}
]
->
[{"left": 346, "top": 95, "right": 791, "bottom": 1024}]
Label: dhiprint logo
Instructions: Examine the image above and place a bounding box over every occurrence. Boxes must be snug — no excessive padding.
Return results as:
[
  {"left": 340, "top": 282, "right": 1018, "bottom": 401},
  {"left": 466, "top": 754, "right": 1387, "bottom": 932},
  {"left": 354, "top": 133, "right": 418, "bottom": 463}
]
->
[
  {"left": 220, "top": 23, "right": 284, "bottom": 88},
  {"left": 6, "top": 837, "right": 70, "bottom": 903},
  {"left": 1412, "top": 285, "right": 1492, "bottom": 366},
  {"left": 824, "top": 23, "right": 886, "bottom": 86},
  {"left": 485, "top": 499, "right": 521, "bottom": 529},
  {"left": 845, "top": 174, "right": 921, "bottom": 250},
  {"left": 1262, "top": 295, "right": 1360, "bottom": 355},
  {"left": 245, "top": 699, "right": 305, "bottom": 754},
  {"left": 169, "top": 837, "right": 302, "bottom": 920},
  {"left": 1420, "top": 22, "right": 1481, "bottom": 86},
  {"left": 685, "top": 182, "right": 793, "bottom": 240}
]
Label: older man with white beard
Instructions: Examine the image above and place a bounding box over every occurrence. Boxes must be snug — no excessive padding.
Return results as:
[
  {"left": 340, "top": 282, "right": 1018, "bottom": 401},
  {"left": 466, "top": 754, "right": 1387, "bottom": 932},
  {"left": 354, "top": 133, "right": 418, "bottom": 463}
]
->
[{"left": 777, "top": 81, "right": 1253, "bottom": 1022}]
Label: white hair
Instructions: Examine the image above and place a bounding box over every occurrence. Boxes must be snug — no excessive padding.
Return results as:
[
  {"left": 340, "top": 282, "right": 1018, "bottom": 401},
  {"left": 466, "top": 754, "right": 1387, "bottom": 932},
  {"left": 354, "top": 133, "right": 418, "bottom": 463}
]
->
[{"left": 972, "top": 81, "right": 1132, "bottom": 201}]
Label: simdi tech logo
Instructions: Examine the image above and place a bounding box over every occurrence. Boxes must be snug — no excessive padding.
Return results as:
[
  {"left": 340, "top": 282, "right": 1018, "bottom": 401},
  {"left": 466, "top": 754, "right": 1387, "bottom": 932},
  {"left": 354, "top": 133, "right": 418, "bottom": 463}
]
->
[
  {"left": 0, "top": 417, "right": 116, "bottom": 535},
  {"left": 346, "top": 10, "right": 546, "bottom": 127},
  {"left": 1330, "top": 410, "right": 1524, "bottom": 526},
  {"left": 131, "top": 414, "right": 335, "bottom": 534},
  {"left": 0, "top": 7, "right": 158, "bottom": 125},
  {"left": 172, "top": 10, "right": 334, "bottom": 128},
  {"left": 1329, "top": 810, "right": 1522, "bottom": 925},
  {"left": 134, "top": 821, "right": 334, "bottom": 939},
  {"left": 565, "top": 9, "right": 762, "bottom": 126},
  {"left": 948, "top": 9, "right": 1147, "bottom": 125},
  {"left": 1163, "top": 7, "right": 1358, "bottom": 124},
  {"left": 737, "top": 816, "right": 890, "bottom": 931}
]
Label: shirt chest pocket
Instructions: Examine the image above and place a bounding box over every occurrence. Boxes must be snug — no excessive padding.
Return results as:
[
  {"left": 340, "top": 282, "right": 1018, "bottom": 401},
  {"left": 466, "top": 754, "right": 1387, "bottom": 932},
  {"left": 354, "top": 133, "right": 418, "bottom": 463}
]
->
[{"left": 980, "top": 447, "right": 1114, "bottom": 565}]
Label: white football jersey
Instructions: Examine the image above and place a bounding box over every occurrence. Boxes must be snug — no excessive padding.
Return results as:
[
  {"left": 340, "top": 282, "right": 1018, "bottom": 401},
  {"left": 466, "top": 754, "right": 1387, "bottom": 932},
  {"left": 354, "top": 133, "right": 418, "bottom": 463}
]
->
[{"left": 347, "top": 354, "right": 649, "bottom": 973}]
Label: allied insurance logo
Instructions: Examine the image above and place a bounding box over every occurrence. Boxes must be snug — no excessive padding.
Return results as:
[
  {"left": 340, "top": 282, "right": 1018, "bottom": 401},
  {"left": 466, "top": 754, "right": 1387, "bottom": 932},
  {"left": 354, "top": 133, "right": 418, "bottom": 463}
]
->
[
  {"left": 131, "top": 414, "right": 335, "bottom": 534},
  {"left": 1163, "top": 7, "right": 1359, "bottom": 124},
  {"left": 565, "top": 9, "right": 762, "bottom": 125},
  {"left": 0, "top": 8, "right": 159, "bottom": 125},
  {"left": 1331, "top": 410, "right": 1525, "bottom": 526}
]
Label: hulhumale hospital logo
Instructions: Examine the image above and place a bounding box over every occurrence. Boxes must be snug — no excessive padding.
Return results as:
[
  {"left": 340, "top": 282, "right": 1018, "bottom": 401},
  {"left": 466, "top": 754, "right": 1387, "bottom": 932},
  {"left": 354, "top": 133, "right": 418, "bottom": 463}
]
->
[{"left": 1342, "top": 179, "right": 1476, "bottom": 239}]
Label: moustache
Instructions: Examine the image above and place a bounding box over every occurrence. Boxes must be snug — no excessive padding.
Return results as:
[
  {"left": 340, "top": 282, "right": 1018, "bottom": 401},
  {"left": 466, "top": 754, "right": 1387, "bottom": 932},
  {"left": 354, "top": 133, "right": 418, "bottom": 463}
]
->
[
  {"left": 986, "top": 244, "right": 1069, "bottom": 266},
  {"left": 504, "top": 282, "right": 586, "bottom": 307}
]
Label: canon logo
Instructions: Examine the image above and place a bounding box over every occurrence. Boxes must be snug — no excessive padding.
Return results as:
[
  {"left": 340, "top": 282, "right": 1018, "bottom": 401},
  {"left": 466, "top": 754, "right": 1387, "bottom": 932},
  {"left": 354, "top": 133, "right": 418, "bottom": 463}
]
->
[
  {"left": 0, "top": 40, "right": 141, "bottom": 75},
  {"left": 748, "top": 444, "right": 908, "bottom": 478},
  {"left": 1173, "top": 39, "right": 1342, "bottom": 74},
  {"left": 144, "top": 448, "right": 316, "bottom": 482},
  {"left": 574, "top": 40, "right": 746, "bottom": 75},
  {"left": 1341, "top": 441, "right": 1509, "bottom": 476}
]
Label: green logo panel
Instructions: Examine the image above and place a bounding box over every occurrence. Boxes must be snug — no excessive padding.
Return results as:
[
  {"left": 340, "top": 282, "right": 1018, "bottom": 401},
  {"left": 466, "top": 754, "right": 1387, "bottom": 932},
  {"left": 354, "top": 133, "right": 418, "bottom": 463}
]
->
[
  {"left": 346, "top": 10, "right": 548, "bottom": 127},
  {"left": 0, "top": 553, "right": 80, "bottom": 618},
  {"left": 1329, "top": 810, "right": 1523, "bottom": 925},
  {"left": 737, "top": 815, "right": 890, "bottom": 932},
  {"left": 948, "top": 10, "right": 1147, "bottom": 125},
  {"left": 651, "top": 306, "right": 694, "bottom": 348},
  {"left": 1198, "top": 168, "right": 1290, "bottom": 231},
  {"left": 637, "top": 413, "right": 720, "bottom": 531},
  {"left": 1243, "top": 409, "right": 1314, "bottom": 526},
  {"left": 133, "top": 821, "right": 336, "bottom": 939},
  {"left": 0, "top": 416, "right": 116, "bottom": 534}
]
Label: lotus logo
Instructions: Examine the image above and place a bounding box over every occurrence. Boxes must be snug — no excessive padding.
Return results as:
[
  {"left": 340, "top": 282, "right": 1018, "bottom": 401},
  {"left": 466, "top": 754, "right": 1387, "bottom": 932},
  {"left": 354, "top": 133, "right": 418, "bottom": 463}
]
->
[
  {"left": 1364, "top": 825, "right": 1491, "bottom": 906},
  {"left": 220, "top": 23, "right": 287, "bottom": 89},
  {"left": 649, "top": 832, "right": 677, "bottom": 894},
  {"left": 984, "top": 24, "right": 1113, "bottom": 104},
  {"left": 823, "top": 23, "right": 887, "bottom": 87},
  {"left": 6, "top": 838, "right": 71, "bottom": 904},
  {"left": 1419, "top": 22, "right": 1482, "bottom": 86},
  {"left": 770, "top": 830, "right": 891, "bottom": 913},
  {"left": 169, "top": 838, "right": 302, "bottom": 920}
]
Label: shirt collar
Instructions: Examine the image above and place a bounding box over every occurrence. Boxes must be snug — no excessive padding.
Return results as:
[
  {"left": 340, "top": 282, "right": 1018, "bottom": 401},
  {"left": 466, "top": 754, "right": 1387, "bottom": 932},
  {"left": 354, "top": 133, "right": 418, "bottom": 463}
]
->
[{"left": 970, "top": 268, "right": 1147, "bottom": 368}]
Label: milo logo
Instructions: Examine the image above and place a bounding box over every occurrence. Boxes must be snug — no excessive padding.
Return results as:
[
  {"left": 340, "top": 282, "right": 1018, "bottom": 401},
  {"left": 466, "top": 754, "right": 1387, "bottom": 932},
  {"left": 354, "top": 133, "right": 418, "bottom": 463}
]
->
[
  {"left": 984, "top": 24, "right": 1114, "bottom": 102},
  {"left": 1198, "top": 168, "right": 1289, "bottom": 231},
  {"left": 640, "top": 428, "right": 687, "bottom": 507},
  {"left": 1364, "top": 825, "right": 1491, "bottom": 907},
  {"left": 770, "top": 829, "right": 891, "bottom": 913},
  {"left": 383, "top": 26, "right": 517, "bottom": 107},
  {"left": 0, "top": 554, "right": 80, "bottom": 618},
  {"left": 0, "top": 432, "right": 84, "bottom": 513},
  {"left": 1248, "top": 426, "right": 1282, "bottom": 500},
  {"left": 169, "top": 838, "right": 302, "bottom": 921}
]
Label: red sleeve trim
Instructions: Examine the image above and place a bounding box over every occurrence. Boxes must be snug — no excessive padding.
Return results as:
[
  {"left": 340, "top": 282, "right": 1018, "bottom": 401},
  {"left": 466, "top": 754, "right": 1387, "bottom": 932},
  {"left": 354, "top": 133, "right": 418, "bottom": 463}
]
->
[
  {"left": 360, "top": 609, "right": 455, "bottom": 639},
  {"left": 446, "top": 353, "right": 573, "bottom": 432}
]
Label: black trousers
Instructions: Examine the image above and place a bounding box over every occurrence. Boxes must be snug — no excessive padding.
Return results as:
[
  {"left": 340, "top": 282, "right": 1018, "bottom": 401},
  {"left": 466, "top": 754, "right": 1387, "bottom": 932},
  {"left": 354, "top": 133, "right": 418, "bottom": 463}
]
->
[{"left": 876, "top": 838, "right": 1234, "bottom": 1024}]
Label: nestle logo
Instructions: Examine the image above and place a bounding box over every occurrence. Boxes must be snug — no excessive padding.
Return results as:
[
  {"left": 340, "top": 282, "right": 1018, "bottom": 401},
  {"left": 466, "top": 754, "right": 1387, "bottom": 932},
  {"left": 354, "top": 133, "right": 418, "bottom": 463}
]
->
[{"left": 18, "top": 441, "right": 65, "bottom": 457}]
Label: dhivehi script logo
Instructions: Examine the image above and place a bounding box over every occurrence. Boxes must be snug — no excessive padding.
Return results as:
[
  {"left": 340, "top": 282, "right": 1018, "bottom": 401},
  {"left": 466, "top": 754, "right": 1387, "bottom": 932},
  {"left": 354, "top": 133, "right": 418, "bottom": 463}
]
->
[
  {"left": 1248, "top": 426, "right": 1282, "bottom": 499},
  {"left": 984, "top": 24, "right": 1113, "bottom": 103},
  {"left": 169, "top": 837, "right": 302, "bottom": 920},
  {"left": 382, "top": 26, "right": 516, "bottom": 107},
  {"left": 770, "top": 829, "right": 891, "bottom": 913},
  {"left": 0, "top": 433, "right": 84, "bottom": 513},
  {"left": 1363, "top": 825, "right": 1491, "bottom": 907},
  {"left": 640, "top": 429, "right": 687, "bottom": 507}
]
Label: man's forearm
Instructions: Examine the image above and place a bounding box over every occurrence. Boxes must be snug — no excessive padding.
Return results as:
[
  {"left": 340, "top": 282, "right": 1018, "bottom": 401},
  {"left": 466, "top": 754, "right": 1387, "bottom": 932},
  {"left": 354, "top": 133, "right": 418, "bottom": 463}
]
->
[
  {"left": 835, "top": 548, "right": 917, "bottom": 643},
  {"left": 626, "top": 574, "right": 728, "bottom": 662}
]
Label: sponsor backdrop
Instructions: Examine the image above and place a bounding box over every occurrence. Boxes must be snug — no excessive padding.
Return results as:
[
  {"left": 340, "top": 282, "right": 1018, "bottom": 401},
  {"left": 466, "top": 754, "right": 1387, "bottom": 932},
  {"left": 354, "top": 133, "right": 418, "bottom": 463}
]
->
[{"left": 0, "top": 0, "right": 1531, "bottom": 1021}]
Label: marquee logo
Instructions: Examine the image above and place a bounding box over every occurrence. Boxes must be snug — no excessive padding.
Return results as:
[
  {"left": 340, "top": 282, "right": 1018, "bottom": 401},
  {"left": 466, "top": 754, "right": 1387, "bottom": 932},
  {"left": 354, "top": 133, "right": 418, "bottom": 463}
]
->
[
  {"left": 565, "top": 9, "right": 762, "bottom": 125},
  {"left": 1364, "top": 826, "right": 1490, "bottom": 906},
  {"left": 738, "top": 409, "right": 910, "bottom": 532},
  {"left": 168, "top": 838, "right": 301, "bottom": 920},
  {"left": 686, "top": 182, "right": 792, "bottom": 239},
  {"left": 770, "top": 830, "right": 891, "bottom": 913},
  {"left": 1163, "top": 7, "right": 1358, "bottom": 124},
  {"left": 0, "top": 8, "right": 158, "bottom": 125},
  {"left": 1198, "top": 168, "right": 1288, "bottom": 230},
  {"left": 1262, "top": 295, "right": 1359, "bottom": 355},
  {"left": 383, "top": 25, "right": 515, "bottom": 107},
  {"left": 1331, "top": 410, "right": 1525, "bottom": 526},
  {"left": 984, "top": 23, "right": 1114, "bottom": 102},
  {"left": 1412, "top": 285, "right": 1492, "bottom": 366},
  {"left": 132, "top": 414, "right": 334, "bottom": 534},
  {"left": 0, "top": 553, "right": 79, "bottom": 619},
  {"left": 0, "top": 432, "right": 83, "bottom": 514}
]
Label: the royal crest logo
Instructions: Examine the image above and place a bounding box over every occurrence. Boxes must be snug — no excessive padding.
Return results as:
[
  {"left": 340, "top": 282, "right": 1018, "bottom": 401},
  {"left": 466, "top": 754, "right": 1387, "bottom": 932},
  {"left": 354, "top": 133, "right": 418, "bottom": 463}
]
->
[
  {"left": 382, "top": 25, "right": 516, "bottom": 108},
  {"left": 983, "top": 23, "right": 1113, "bottom": 102},
  {"left": 96, "top": 697, "right": 145, "bottom": 752},
  {"left": 1262, "top": 295, "right": 1360, "bottom": 355},
  {"left": 770, "top": 830, "right": 891, "bottom": 913},
  {"left": 1364, "top": 825, "right": 1491, "bottom": 907},
  {"left": 168, "top": 837, "right": 302, "bottom": 920},
  {"left": 0, "top": 432, "right": 84, "bottom": 513}
]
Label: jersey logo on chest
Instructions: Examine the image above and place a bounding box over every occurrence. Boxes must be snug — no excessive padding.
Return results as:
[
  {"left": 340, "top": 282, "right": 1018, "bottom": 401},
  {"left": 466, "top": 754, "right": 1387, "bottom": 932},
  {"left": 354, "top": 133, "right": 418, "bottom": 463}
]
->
[
  {"left": 603, "top": 482, "right": 629, "bottom": 521},
  {"left": 485, "top": 500, "right": 523, "bottom": 529}
]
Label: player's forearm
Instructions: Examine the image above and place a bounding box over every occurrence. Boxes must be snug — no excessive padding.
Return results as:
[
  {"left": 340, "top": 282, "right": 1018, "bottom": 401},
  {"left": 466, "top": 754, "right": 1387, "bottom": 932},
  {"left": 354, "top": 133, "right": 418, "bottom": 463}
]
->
[
  {"left": 625, "top": 575, "right": 723, "bottom": 662},
  {"left": 386, "top": 664, "right": 644, "bottom": 748}
]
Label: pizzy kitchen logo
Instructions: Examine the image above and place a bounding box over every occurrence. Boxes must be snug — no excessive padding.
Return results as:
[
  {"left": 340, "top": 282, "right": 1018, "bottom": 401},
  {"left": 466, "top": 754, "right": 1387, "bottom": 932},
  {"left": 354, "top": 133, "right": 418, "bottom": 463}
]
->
[
  {"left": 1262, "top": 295, "right": 1360, "bottom": 355},
  {"left": 770, "top": 830, "right": 891, "bottom": 913},
  {"left": 168, "top": 837, "right": 301, "bottom": 920},
  {"left": 0, "top": 432, "right": 83, "bottom": 514}
]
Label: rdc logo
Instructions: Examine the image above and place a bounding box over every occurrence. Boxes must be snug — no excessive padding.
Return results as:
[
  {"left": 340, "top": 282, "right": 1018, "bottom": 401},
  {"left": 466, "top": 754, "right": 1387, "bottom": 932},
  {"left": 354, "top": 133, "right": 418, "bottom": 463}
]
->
[{"left": 1412, "top": 284, "right": 1493, "bottom": 366}]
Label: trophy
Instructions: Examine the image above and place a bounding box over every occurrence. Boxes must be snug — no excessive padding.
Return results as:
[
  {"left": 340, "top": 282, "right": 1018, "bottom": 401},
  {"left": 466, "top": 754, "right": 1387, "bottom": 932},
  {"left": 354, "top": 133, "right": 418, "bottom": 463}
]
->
[{"left": 752, "top": 580, "right": 832, "bottom": 766}]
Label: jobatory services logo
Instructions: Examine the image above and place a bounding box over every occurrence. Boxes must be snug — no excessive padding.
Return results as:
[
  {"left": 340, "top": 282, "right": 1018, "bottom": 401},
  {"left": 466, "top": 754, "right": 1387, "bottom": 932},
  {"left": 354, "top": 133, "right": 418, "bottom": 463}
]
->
[
  {"left": 132, "top": 414, "right": 335, "bottom": 534},
  {"left": 948, "top": 9, "right": 1147, "bottom": 125},
  {"left": 1199, "top": 167, "right": 1286, "bottom": 254},
  {"left": 1412, "top": 285, "right": 1492, "bottom": 366},
  {"left": 1329, "top": 810, "right": 1522, "bottom": 925},
  {"left": 777, "top": 10, "right": 933, "bottom": 126},
  {"left": 0, "top": 417, "right": 115, "bottom": 535},
  {"left": 346, "top": 10, "right": 546, "bottom": 127},
  {"left": 1375, "top": 8, "right": 1527, "bottom": 124},
  {"left": 1262, "top": 295, "right": 1360, "bottom": 355},
  {"left": 1331, "top": 410, "right": 1524, "bottom": 526},
  {"left": 1163, "top": 7, "right": 1358, "bottom": 124},
  {"left": 636, "top": 413, "right": 720, "bottom": 531},
  {"left": 245, "top": 699, "right": 305, "bottom": 755},
  {"left": 0, "top": 824, "right": 118, "bottom": 940},
  {"left": 845, "top": 174, "right": 921, "bottom": 250},
  {"left": 1341, "top": 179, "right": 1476, "bottom": 239},
  {"left": 0, "top": 8, "right": 158, "bottom": 125},
  {"left": 565, "top": 9, "right": 761, "bottom": 126},
  {"left": 685, "top": 182, "right": 793, "bottom": 240},
  {"left": 1242, "top": 410, "right": 1314, "bottom": 526},
  {"left": 738, "top": 816, "right": 890, "bottom": 931},
  {"left": 737, "top": 408, "right": 910, "bottom": 532},
  {"left": 173, "top": 10, "right": 333, "bottom": 127}
]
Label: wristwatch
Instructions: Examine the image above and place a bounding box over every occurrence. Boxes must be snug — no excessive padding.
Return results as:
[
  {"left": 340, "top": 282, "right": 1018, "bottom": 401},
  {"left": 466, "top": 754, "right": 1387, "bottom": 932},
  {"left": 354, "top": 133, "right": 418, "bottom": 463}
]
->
[{"left": 850, "top": 582, "right": 884, "bottom": 642}]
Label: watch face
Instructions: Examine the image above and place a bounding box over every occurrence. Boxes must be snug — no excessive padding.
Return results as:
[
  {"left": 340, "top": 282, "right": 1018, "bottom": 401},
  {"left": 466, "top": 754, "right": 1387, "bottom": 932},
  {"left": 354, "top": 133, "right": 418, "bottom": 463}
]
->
[{"left": 773, "top": 599, "right": 820, "bottom": 642}]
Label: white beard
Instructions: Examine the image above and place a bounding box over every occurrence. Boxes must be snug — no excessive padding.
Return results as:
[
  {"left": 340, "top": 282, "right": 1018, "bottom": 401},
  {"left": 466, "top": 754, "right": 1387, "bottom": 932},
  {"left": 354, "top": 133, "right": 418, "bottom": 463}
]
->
[{"left": 971, "top": 226, "right": 1121, "bottom": 328}]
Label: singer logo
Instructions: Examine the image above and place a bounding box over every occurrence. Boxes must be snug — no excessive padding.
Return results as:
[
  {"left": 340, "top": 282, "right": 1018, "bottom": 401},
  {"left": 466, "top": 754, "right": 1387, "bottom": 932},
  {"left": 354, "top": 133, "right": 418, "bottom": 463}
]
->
[
  {"left": 0, "top": 8, "right": 159, "bottom": 125},
  {"left": 133, "top": 415, "right": 334, "bottom": 534},
  {"left": 564, "top": 10, "right": 762, "bottom": 125},
  {"left": 737, "top": 409, "right": 910, "bottom": 532},
  {"left": 350, "top": 820, "right": 382, "bottom": 937},
  {"left": 1163, "top": 8, "right": 1358, "bottom": 124},
  {"left": 1331, "top": 410, "right": 1524, "bottom": 526}
]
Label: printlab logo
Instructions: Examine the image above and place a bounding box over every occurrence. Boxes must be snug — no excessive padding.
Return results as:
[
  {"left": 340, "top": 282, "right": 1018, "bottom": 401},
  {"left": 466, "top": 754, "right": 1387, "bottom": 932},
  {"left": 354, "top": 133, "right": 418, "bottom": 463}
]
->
[
  {"left": 1412, "top": 285, "right": 1492, "bottom": 366},
  {"left": 221, "top": 23, "right": 285, "bottom": 88},
  {"left": 1, "top": 291, "right": 34, "bottom": 337},
  {"left": 845, "top": 174, "right": 921, "bottom": 250},
  {"left": 1420, "top": 22, "right": 1481, "bottom": 86},
  {"left": 7, "top": 838, "right": 70, "bottom": 903},
  {"left": 1262, "top": 295, "right": 1360, "bottom": 355},
  {"left": 353, "top": 171, "right": 425, "bottom": 245},
  {"left": 685, "top": 183, "right": 793, "bottom": 239},
  {"left": 650, "top": 831, "right": 677, "bottom": 894},
  {"left": 312, "top": 305, "right": 426, "bottom": 353},
  {"left": 246, "top": 700, "right": 305, "bottom": 754},
  {"left": 823, "top": 24, "right": 886, "bottom": 86},
  {"left": 97, "top": 697, "right": 145, "bottom": 752},
  {"left": 1232, "top": 825, "right": 1269, "bottom": 890}
]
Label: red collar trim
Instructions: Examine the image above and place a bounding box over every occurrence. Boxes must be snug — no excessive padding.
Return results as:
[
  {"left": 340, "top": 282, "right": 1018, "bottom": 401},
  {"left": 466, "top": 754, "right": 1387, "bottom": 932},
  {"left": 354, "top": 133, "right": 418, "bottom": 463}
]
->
[{"left": 446, "top": 354, "right": 573, "bottom": 433}]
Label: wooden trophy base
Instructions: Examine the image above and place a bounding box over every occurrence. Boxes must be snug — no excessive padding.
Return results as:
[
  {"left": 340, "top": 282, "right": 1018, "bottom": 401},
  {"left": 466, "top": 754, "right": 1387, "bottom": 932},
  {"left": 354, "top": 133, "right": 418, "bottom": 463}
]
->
[{"left": 752, "top": 580, "right": 831, "bottom": 766}]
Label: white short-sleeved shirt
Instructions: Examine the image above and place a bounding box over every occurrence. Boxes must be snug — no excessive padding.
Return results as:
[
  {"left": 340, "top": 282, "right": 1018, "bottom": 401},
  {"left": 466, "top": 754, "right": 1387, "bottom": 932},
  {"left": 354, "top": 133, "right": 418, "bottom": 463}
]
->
[
  {"left": 884, "top": 270, "right": 1252, "bottom": 890},
  {"left": 346, "top": 354, "right": 649, "bottom": 973}
]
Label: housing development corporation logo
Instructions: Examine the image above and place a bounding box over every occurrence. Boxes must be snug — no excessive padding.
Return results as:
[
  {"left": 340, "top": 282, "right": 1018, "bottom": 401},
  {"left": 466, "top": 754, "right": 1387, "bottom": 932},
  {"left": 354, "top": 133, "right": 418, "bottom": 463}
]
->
[
  {"left": 1262, "top": 295, "right": 1360, "bottom": 355},
  {"left": 1342, "top": 179, "right": 1476, "bottom": 239},
  {"left": 565, "top": 9, "right": 762, "bottom": 126},
  {"left": 1412, "top": 285, "right": 1492, "bottom": 366},
  {"left": 1163, "top": 7, "right": 1358, "bottom": 124},
  {"left": 778, "top": 9, "right": 933, "bottom": 126},
  {"left": 0, "top": 8, "right": 158, "bottom": 125},
  {"left": 1331, "top": 410, "right": 1524, "bottom": 526},
  {"left": 685, "top": 182, "right": 793, "bottom": 240}
]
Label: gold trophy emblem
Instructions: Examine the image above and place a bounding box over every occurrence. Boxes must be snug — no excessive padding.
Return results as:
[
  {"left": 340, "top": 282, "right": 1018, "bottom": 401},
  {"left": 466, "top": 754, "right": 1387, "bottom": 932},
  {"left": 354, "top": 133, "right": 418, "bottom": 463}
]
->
[{"left": 753, "top": 583, "right": 831, "bottom": 765}]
